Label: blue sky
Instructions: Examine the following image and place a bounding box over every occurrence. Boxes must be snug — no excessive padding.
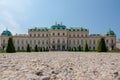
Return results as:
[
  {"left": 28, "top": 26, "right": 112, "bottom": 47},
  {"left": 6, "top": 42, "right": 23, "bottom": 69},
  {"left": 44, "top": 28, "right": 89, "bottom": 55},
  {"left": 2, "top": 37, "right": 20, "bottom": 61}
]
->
[{"left": 0, "top": 0, "right": 120, "bottom": 39}]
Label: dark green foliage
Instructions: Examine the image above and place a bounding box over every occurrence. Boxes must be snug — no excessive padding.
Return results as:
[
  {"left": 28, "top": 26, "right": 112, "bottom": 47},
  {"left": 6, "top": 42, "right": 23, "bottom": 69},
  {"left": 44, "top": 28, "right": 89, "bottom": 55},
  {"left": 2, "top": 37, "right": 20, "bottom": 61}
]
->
[
  {"left": 46, "top": 47, "right": 49, "bottom": 51},
  {"left": 84, "top": 43, "right": 89, "bottom": 52},
  {"left": 42, "top": 47, "right": 45, "bottom": 51},
  {"left": 34, "top": 45, "right": 38, "bottom": 52},
  {"left": 72, "top": 47, "right": 77, "bottom": 51},
  {"left": 68, "top": 47, "right": 71, "bottom": 51},
  {"left": 97, "top": 37, "right": 107, "bottom": 52},
  {"left": 27, "top": 44, "right": 31, "bottom": 52},
  {"left": 78, "top": 45, "right": 82, "bottom": 51},
  {"left": 39, "top": 47, "right": 42, "bottom": 52},
  {"left": 6, "top": 37, "right": 16, "bottom": 53}
]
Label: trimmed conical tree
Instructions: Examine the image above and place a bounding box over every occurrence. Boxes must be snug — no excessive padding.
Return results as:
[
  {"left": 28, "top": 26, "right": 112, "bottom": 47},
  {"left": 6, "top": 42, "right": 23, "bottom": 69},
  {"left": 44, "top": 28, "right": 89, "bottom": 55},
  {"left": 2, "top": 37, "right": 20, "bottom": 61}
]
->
[
  {"left": 34, "top": 45, "right": 38, "bottom": 52},
  {"left": 84, "top": 43, "right": 89, "bottom": 52},
  {"left": 27, "top": 44, "right": 31, "bottom": 52},
  {"left": 97, "top": 37, "right": 107, "bottom": 52},
  {"left": 46, "top": 47, "right": 49, "bottom": 52},
  {"left": 6, "top": 37, "right": 16, "bottom": 53},
  {"left": 78, "top": 45, "right": 82, "bottom": 51},
  {"left": 39, "top": 47, "right": 42, "bottom": 52}
]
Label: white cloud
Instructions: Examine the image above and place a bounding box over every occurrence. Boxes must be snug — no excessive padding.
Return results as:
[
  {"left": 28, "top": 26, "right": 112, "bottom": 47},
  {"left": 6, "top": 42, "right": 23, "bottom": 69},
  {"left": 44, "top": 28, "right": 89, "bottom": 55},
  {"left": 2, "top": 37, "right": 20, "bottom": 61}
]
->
[
  {"left": 1, "top": 11, "right": 21, "bottom": 34},
  {"left": 0, "top": 0, "right": 31, "bottom": 34}
]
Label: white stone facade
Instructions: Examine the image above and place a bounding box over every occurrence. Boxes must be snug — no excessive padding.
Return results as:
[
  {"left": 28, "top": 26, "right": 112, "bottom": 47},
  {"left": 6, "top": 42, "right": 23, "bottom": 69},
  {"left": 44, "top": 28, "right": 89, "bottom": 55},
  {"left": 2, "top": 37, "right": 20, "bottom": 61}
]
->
[{"left": 0, "top": 24, "right": 116, "bottom": 51}]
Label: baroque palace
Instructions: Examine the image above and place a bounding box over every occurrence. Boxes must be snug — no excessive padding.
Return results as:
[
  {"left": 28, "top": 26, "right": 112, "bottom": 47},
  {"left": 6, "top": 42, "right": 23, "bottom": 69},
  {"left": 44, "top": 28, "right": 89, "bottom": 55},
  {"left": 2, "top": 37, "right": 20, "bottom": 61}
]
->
[{"left": 0, "top": 23, "right": 116, "bottom": 51}]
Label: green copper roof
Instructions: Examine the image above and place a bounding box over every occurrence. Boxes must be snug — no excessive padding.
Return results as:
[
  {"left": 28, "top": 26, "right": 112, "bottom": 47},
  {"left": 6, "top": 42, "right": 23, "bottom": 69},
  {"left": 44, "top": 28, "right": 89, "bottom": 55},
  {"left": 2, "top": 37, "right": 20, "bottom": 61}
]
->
[
  {"left": 68, "top": 27, "right": 88, "bottom": 31},
  {"left": 51, "top": 24, "right": 66, "bottom": 30},
  {"left": 29, "top": 24, "right": 88, "bottom": 32},
  {"left": 106, "top": 30, "right": 115, "bottom": 36},
  {"left": 29, "top": 27, "right": 49, "bottom": 32},
  {"left": 1, "top": 29, "right": 12, "bottom": 36}
]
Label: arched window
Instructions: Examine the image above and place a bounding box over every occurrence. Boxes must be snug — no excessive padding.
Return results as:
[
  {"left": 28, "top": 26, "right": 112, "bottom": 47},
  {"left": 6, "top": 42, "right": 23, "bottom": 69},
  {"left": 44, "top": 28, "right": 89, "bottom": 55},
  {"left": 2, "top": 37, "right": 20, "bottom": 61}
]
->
[
  {"left": 46, "top": 34, "right": 48, "bottom": 37},
  {"left": 77, "top": 40, "right": 79, "bottom": 44},
  {"left": 93, "top": 40, "right": 95, "bottom": 45},
  {"left": 17, "top": 47, "right": 20, "bottom": 50},
  {"left": 63, "top": 33, "right": 65, "bottom": 36},
  {"left": 42, "top": 41, "right": 44, "bottom": 45},
  {"left": 93, "top": 46, "right": 95, "bottom": 50},
  {"left": 22, "top": 46, "right": 24, "bottom": 50},
  {"left": 38, "top": 34, "right": 40, "bottom": 37},
  {"left": 58, "top": 33, "right": 60, "bottom": 36},
  {"left": 73, "top": 40, "right": 75, "bottom": 44},
  {"left": 81, "top": 40, "right": 83, "bottom": 45},
  {"left": 81, "top": 34, "right": 83, "bottom": 37},
  {"left": 38, "top": 41, "right": 40, "bottom": 44},
  {"left": 3, "top": 39, "right": 5, "bottom": 43},
  {"left": 69, "top": 34, "right": 71, "bottom": 37},
  {"left": 63, "top": 39, "right": 65, "bottom": 43},
  {"left": 52, "top": 40, "right": 54, "bottom": 43},
  {"left": 30, "top": 34, "right": 32, "bottom": 37},
  {"left": 89, "top": 47, "right": 91, "bottom": 50},
  {"left": 73, "top": 34, "right": 75, "bottom": 37},
  {"left": 106, "top": 39, "right": 108, "bottom": 43},
  {"left": 42, "top": 34, "right": 44, "bottom": 37},
  {"left": 58, "top": 39, "right": 60, "bottom": 43},
  {"left": 53, "top": 33, "right": 55, "bottom": 36}
]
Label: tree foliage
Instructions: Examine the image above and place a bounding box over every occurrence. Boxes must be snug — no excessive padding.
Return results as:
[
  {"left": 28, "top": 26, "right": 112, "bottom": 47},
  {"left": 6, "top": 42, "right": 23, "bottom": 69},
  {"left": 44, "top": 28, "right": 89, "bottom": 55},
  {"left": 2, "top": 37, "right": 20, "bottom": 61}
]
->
[
  {"left": 97, "top": 37, "right": 107, "bottom": 52},
  {"left": 78, "top": 45, "right": 82, "bottom": 51},
  {"left": 27, "top": 44, "right": 31, "bottom": 52},
  {"left": 6, "top": 37, "right": 16, "bottom": 53},
  {"left": 34, "top": 45, "right": 38, "bottom": 52},
  {"left": 84, "top": 43, "right": 89, "bottom": 52}
]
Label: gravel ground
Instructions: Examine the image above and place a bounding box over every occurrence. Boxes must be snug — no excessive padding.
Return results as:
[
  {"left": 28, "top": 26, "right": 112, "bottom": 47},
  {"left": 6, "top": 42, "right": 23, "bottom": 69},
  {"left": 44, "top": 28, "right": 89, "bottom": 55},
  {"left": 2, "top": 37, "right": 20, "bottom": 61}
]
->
[{"left": 0, "top": 52, "right": 120, "bottom": 80}]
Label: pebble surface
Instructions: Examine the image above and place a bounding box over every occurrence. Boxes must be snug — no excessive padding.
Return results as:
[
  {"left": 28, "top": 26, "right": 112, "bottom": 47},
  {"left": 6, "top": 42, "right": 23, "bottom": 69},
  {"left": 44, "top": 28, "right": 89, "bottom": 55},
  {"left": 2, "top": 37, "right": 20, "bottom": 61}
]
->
[{"left": 0, "top": 52, "right": 120, "bottom": 80}]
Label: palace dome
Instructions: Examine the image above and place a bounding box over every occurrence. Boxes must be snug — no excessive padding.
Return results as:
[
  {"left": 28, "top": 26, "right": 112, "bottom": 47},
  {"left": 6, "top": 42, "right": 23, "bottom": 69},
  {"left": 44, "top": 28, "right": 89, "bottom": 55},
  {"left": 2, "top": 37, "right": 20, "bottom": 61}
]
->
[
  {"left": 1, "top": 29, "right": 12, "bottom": 36},
  {"left": 106, "top": 30, "right": 115, "bottom": 36},
  {"left": 51, "top": 23, "right": 66, "bottom": 30}
]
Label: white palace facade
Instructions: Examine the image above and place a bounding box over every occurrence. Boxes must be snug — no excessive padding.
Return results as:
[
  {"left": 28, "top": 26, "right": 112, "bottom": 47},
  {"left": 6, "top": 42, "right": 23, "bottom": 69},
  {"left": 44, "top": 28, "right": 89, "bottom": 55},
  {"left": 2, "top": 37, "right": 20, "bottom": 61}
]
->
[{"left": 0, "top": 23, "right": 116, "bottom": 51}]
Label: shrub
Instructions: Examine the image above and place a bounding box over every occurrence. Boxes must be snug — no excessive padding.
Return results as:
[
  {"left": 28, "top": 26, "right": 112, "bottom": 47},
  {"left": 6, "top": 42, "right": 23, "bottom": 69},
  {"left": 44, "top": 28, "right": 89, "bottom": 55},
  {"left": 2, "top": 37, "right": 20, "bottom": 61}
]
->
[
  {"left": 68, "top": 47, "right": 71, "bottom": 51},
  {"left": 78, "top": 45, "right": 82, "bottom": 51},
  {"left": 84, "top": 43, "right": 89, "bottom": 52},
  {"left": 97, "top": 37, "right": 107, "bottom": 52},
  {"left": 46, "top": 47, "right": 49, "bottom": 51},
  {"left": 27, "top": 44, "right": 31, "bottom": 52},
  {"left": 6, "top": 37, "right": 16, "bottom": 53},
  {"left": 34, "top": 45, "right": 38, "bottom": 52}
]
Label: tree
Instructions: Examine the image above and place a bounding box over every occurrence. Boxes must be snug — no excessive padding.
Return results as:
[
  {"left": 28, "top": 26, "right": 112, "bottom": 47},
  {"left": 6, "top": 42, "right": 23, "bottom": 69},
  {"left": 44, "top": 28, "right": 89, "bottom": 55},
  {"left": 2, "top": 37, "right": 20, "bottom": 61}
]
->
[
  {"left": 78, "top": 45, "right": 82, "bottom": 51},
  {"left": 68, "top": 47, "right": 71, "bottom": 51},
  {"left": 39, "top": 47, "right": 42, "bottom": 52},
  {"left": 6, "top": 37, "right": 16, "bottom": 53},
  {"left": 34, "top": 45, "right": 38, "bottom": 52},
  {"left": 84, "top": 43, "right": 89, "bottom": 52},
  {"left": 73, "top": 47, "right": 77, "bottom": 51},
  {"left": 97, "top": 37, "right": 107, "bottom": 52},
  {"left": 46, "top": 47, "right": 49, "bottom": 51},
  {"left": 42, "top": 47, "right": 45, "bottom": 52},
  {"left": 27, "top": 44, "right": 31, "bottom": 52}
]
